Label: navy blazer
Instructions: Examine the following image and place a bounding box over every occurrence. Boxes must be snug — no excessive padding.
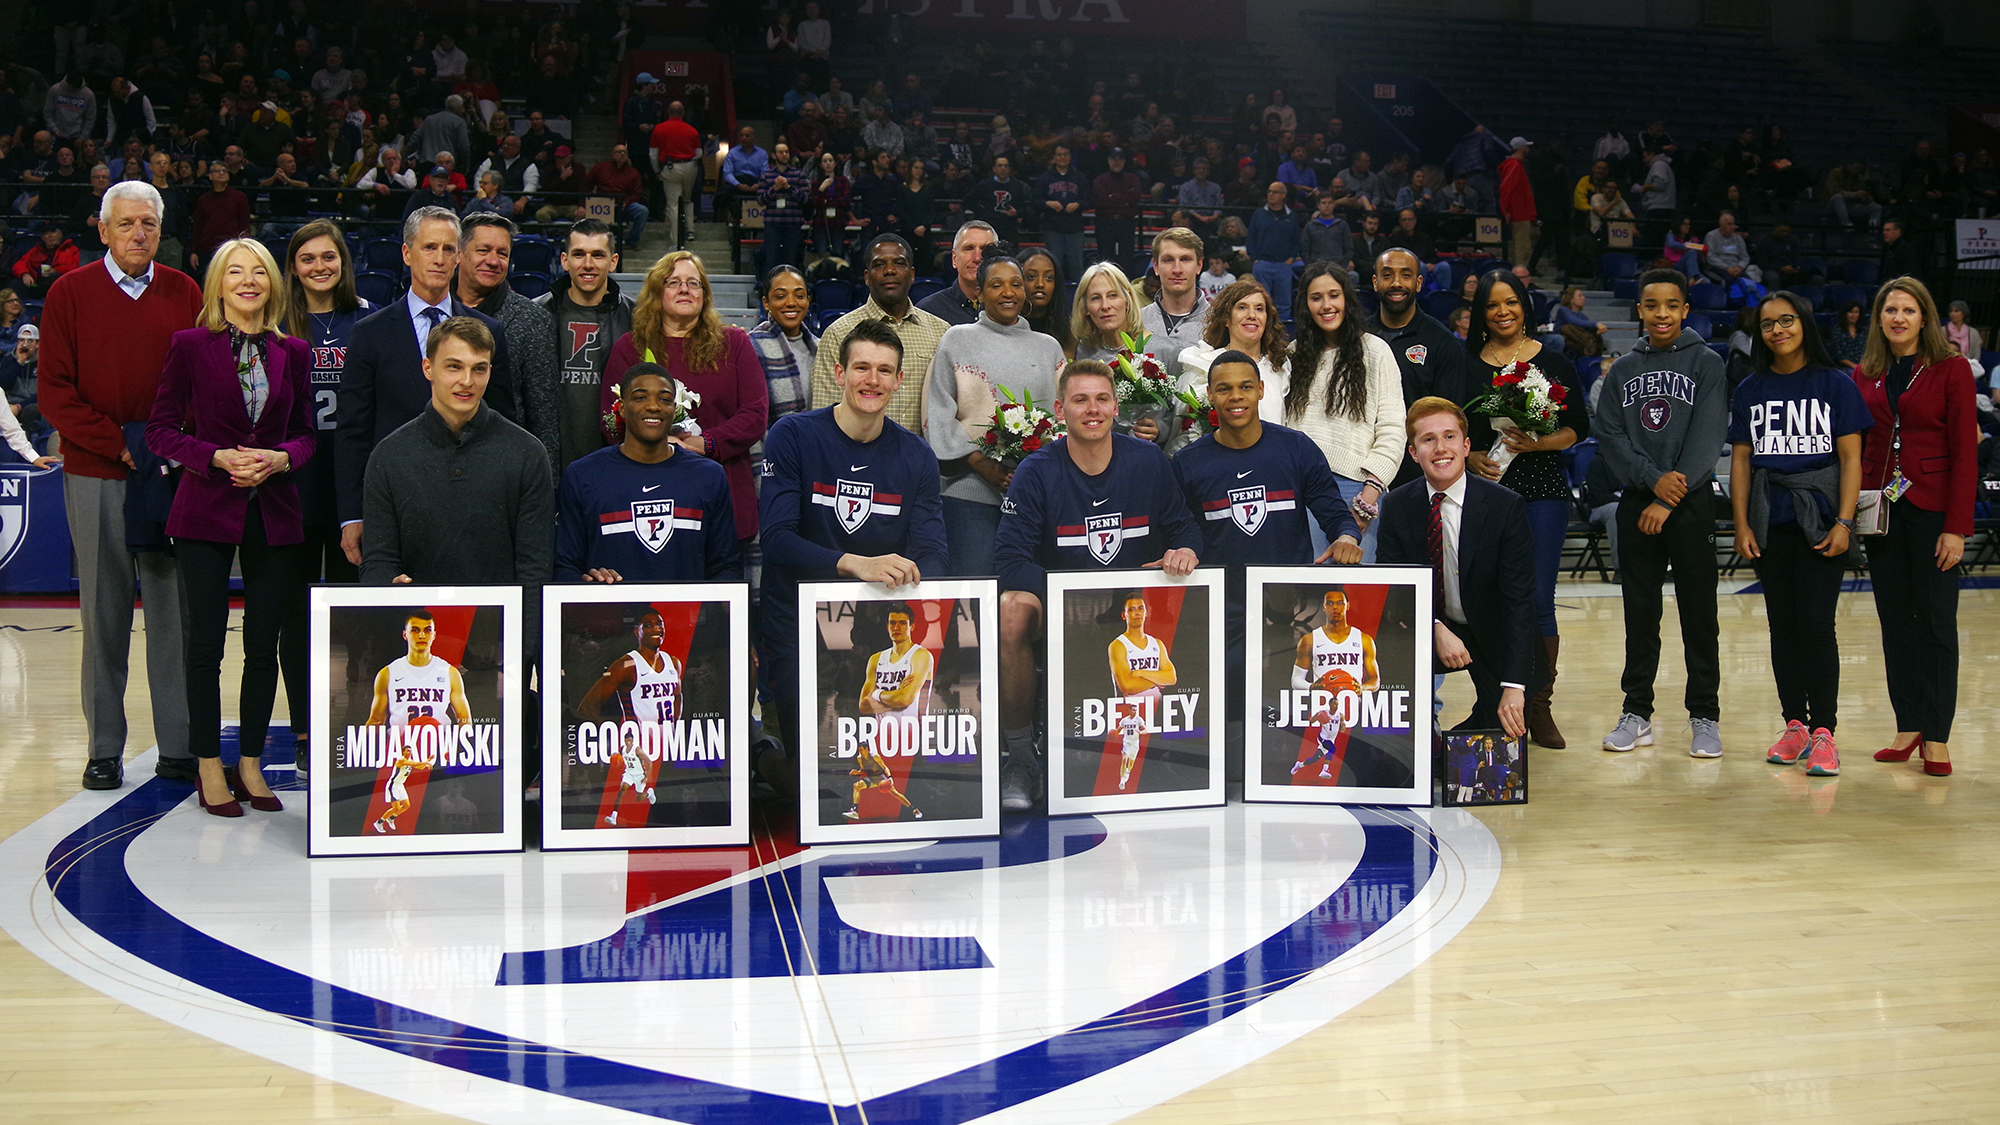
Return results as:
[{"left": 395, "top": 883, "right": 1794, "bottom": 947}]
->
[
  {"left": 1376, "top": 472, "right": 1537, "bottom": 688},
  {"left": 146, "top": 327, "right": 316, "bottom": 545},
  {"left": 334, "top": 297, "right": 513, "bottom": 522}
]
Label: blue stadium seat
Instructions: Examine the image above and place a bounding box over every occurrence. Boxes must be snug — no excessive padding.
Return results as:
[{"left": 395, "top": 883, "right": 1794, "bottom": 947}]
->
[
  {"left": 1574, "top": 355, "right": 1602, "bottom": 396},
  {"left": 1838, "top": 258, "right": 1880, "bottom": 286},
  {"left": 1798, "top": 256, "right": 1827, "bottom": 276},
  {"left": 811, "top": 278, "right": 857, "bottom": 311},
  {"left": 1707, "top": 342, "right": 1731, "bottom": 361},
  {"left": 510, "top": 236, "right": 557, "bottom": 277},
  {"left": 360, "top": 238, "right": 405, "bottom": 275},
  {"left": 1690, "top": 283, "right": 1729, "bottom": 311},
  {"left": 1419, "top": 291, "right": 1461, "bottom": 321},
  {"left": 1473, "top": 258, "right": 1511, "bottom": 276},
  {"left": 354, "top": 270, "right": 402, "bottom": 306},
  {"left": 1792, "top": 284, "right": 1825, "bottom": 311},
  {"left": 1600, "top": 252, "right": 1639, "bottom": 281},
  {"left": 1685, "top": 311, "right": 1714, "bottom": 340},
  {"left": 508, "top": 272, "right": 550, "bottom": 300},
  {"left": 908, "top": 277, "right": 949, "bottom": 303},
  {"left": 1353, "top": 288, "right": 1379, "bottom": 318},
  {"left": 1611, "top": 279, "right": 1639, "bottom": 301},
  {"left": 1824, "top": 283, "right": 1869, "bottom": 310}
]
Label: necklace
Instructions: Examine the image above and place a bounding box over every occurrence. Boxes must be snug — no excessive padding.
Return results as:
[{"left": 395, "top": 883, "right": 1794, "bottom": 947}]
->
[{"left": 1484, "top": 333, "right": 1525, "bottom": 369}]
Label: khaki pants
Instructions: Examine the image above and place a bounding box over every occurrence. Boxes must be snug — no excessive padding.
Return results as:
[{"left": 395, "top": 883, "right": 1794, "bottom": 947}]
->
[
  {"left": 1508, "top": 220, "right": 1534, "bottom": 270},
  {"left": 659, "top": 159, "right": 701, "bottom": 248}
]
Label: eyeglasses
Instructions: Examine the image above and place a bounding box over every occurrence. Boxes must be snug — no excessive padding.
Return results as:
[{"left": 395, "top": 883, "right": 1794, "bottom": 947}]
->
[
  {"left": 661, "top": 279, "right": 703, "bottom": 292},
  {"left": 1759, "top": 314, "right": 1799, "bottom": 333}
]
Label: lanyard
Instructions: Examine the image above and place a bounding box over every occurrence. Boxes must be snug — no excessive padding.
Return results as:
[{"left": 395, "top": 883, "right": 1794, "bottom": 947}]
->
[{"left": 1884, "top": 360, "right": 1923, "bottom": 499}]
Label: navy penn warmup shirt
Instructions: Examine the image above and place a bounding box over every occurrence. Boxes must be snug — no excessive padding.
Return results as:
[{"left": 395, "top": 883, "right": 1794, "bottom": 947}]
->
[
  {"left": 994, "top": 433, "right": 1203, "bottom": 599},
  {"left": 1172, "top": 424, "right": 1361, "bottom": 564},
  {"left": 757, "top": 406, "right": 949, "bottom": 612},
  {"left": 555, "top": 445, "right": 743, "bottom": 582}
]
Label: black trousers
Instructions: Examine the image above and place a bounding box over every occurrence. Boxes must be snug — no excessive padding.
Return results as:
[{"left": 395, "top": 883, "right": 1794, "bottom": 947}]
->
[
  {"left": 1441, "top": 618, "right": 1509, "bottom": 731},
  {"left": 1866, "top": 500, "right": 1960, "bottom": 742},
  {"left": 1616, "top": 489, "right": 1721, "bottom": 721},
  {"left": 177, "top": 499, "right": 302, "bottom": 759},
  {"left": 278, "top": 519, "right": 358, "bottom": 748},
  {"left": 1751, "top": 522, "right": 1848, "bottom": 732},
  {"left": 1096, "top": 218, "right": 1138, "bottom": 268}
]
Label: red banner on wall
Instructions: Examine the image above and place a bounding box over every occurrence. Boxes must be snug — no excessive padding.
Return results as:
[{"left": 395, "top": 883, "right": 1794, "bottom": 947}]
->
[{"left": 858, "top": 0, "right": 1246, "bottom": 41}]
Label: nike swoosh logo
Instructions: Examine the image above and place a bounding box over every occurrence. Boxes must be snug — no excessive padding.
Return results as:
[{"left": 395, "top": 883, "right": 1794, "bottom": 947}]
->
[
  {"left": 1236, "top": 470, "right": 1254, "bottom": 479},
  {"left": 642, "top": 485, "right": 661, "bottom": 493},
  {"left": 1092, "top": 498, "right": 1110, "bottom": 507},
  {"left": 850, "top": 464, "right": 868, "bottom": 472}
]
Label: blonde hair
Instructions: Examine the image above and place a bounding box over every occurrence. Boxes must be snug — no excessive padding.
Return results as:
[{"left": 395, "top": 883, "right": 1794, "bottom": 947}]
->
[
  {"left": 631, "top": 250, "right": 726, "bottom": 373},
  {"left": 199, "top": 239, "right": 289, "bottom": 336},
  {"left": 1070, "top": 261, "right": 1145, "bottom": 352},
  {"left": 1151, "top": 226, "right": 1203, "bottom": 261},
  {"left": 1860, "top": 275, "right": 1955, "bottom": 377}
]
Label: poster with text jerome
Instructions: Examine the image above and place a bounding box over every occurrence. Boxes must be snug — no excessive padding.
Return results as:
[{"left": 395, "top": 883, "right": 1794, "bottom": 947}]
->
[
  {"left": 541, "top": 583, "right": 750, "bottom": 850},
  {"left": 796, "top": 580, "right": 999, "bottom": 844},
  {"left": 1046, "top": 569, "right": 1224, "bottom": 815},
  {"left": 1242, "top": 567, "right": 1433, "bottom": 806},
  {"left": 308, "top": 586, "right": 523, "bottom": 856}
]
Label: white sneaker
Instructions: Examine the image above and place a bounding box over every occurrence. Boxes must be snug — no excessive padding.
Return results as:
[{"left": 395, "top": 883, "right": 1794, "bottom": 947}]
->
[
  {"left": 1688, "top": 718, "right": 1723, "bottom": 759},
  {"left": 1602, "top": 713, "right": 1654, "bottom": 752}
]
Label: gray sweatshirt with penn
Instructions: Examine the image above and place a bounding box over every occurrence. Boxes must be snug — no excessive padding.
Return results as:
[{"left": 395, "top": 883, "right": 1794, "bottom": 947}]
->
[{"left": 1592, "top": 327, "right": 1730, "bottom": 495}]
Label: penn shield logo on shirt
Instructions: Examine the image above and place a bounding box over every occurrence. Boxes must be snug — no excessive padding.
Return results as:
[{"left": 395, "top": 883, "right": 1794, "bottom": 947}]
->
[
  {"left": 1058, "top": 513, "right": 1152, "bottom": 564},
  {"left": 599, "top": 501, "right": 703, "bottom": 551},
  {"left": 1201, "top": 487, "right": 1298, "bottom": 536},
  {"left": 812, "top": 480, "right": 904, "bottom": 533}
]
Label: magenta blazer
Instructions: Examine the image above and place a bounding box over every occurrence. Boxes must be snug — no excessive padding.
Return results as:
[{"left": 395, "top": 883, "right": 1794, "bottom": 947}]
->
[{"left": 147, "top": 327, "right": 316, "bottom": 545}]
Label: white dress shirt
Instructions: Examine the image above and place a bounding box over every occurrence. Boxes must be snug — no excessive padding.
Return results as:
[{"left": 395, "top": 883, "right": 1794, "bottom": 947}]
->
[
  {"left": 103, "top": 256, "right": 155, "bottom": 301},
  {"left": 1431, "top": 472, "right": 1525, "bottom": 692}
]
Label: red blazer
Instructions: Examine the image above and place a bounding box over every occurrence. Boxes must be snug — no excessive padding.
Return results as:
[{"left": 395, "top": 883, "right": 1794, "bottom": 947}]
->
[
  {"left": 146, "top": 327, "right": 316, "bottom": 545},
  {"left": 1852, "top": 354, "right": 1979, "bottom": 536}
]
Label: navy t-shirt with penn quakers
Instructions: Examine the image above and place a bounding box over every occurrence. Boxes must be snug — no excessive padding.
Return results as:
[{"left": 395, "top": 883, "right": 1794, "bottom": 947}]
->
[
  {"left": 1727, "top": 363, "right": 1872, "bottom": 525},
  {"left": 1172, "top": 424, "right": 1361, "bottom": 565},
  {"left": 994, "top": 433, "right": 1204, "bottom": 599},
  {"left": 555, "top": 445, "right": 742, "bottom": 582}
]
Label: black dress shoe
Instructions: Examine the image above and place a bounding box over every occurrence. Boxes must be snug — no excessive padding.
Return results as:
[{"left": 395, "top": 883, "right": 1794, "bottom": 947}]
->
[
  {"left": 153, "top": 756, "right": 199, "bottom": 783},
  {"left": 81, "top": 757, "right": 124, "bottom": 790}
]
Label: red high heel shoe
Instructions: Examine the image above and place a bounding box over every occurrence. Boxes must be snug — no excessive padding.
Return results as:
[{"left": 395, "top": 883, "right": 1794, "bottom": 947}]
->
[
  {"left": 196, "top": 782, "right": 244, "bottom": 818},
  {"left": 1920, "top": 746, "right": 1953, "bottom": 777},
  {"left": 225, "top": 762, "right": 285, "bottom": 812},
  {"left": 1873, "top": 737, "right": 1921, "bottom": 762}
]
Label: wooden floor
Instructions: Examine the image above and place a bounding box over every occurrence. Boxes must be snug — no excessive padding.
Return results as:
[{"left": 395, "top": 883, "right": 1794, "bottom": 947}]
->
[{"left": 1, "top": 580, "right": 1996, "bottom": 1123}]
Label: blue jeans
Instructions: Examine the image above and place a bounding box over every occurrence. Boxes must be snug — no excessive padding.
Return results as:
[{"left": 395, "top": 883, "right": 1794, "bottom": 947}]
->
[
  {"left": 762, "top": 224, "right": 803, "bottom": 272},
  {"left": 1309, "top": 475, "right": 1380, "bottom": 563},
  {"left": 1523, "top": 496, "right": 1568, "bottom": 637},
  {"left": 1252, "top": 261, "right": 1294, "bottom": 326},
  {"left": 1044, "top": 231, "right": 1085, "bottom": 285},
  {"left": 1675, "top": 248, "right": 1702, "bottom": 281},
  {"left": 622, "top": 202, "right": 650, "bottom": 248},
  {"left": 942, "top": 496, "right": 1001, "bottom": 578}
]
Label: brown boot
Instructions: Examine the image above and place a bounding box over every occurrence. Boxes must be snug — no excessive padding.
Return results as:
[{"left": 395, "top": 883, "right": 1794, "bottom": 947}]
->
[{"left": 1527, "top": 636, "right": 1565, "bottom": 748}]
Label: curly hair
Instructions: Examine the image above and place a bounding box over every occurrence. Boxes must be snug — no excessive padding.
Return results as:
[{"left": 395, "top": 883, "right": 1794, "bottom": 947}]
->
[
  {"left": 1203, "top": 278, "right": 1291, "bottom": 369},
  {"left": 631, "top": 250, "right": 728, "bottom": 373},
  {"left": 1285, "top": 262, "right": 1369, "bottom": 423}
]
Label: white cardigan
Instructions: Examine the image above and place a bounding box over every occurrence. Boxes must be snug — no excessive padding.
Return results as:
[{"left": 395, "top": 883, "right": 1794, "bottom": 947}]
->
[
  {"left": 1174, "top": 342, "right": 1287, "bottom": 453},
  {"left": 1273, "top": 333, "right": 1406, "bottom": 485}
]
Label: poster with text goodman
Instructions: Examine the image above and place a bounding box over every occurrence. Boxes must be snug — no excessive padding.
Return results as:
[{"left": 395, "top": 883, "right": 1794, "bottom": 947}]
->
[
  {"left": 1242, "top": 566, "right": 1433, "bottom": 806},
  {"left": 796, "top": 580, "right": 999, "bottom": 844},
  {"left": 308, "top": 586, "right": 523, "bottom": 856},
  {"left": 541, "top": 583, "right": 750, "bottom": 850},
  {"left": 1045, "top": 569, "right": 1225, "bottom": 815}
]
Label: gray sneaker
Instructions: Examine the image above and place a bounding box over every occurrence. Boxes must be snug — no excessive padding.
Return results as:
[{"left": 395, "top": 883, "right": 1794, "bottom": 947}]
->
[
  {"left": 1000, "top": 758, "right": 1039, "bottom": 813},
  {"left": 1602, "top": 713, "right": 1654, "bottom": 752},
  {"left": 1688, "top": 718, "right": 1723, "bottom": 758}
]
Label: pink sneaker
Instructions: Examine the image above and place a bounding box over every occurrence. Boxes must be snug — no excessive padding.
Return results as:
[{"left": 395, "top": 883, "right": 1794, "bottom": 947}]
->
[
  {"left": 1765, "top": 721, "right": 1811, "bottom": 765},
  {"left": 1805, "top": 728, "right": 1841, "bottom": 776}
]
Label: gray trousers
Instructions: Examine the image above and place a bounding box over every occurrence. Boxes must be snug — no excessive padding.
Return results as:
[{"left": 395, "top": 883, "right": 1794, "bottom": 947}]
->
[{"left": 64, "top": 472, "right": 191, "bottom": 762}]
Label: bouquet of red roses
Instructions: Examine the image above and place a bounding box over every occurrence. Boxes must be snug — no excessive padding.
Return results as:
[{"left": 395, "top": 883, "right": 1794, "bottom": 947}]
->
[
  {"left": 1465, "top": 360, "right": 1565, "bottom": 469},
  {"left": 1110, "top": 331, "right": 1175, "bottom": 407},
  {"left": 982, "top": 386, "right": 1063, "bottom": 468},
  {"left": 1173, "top": 385, "right": 1219, "bottom": 436}
]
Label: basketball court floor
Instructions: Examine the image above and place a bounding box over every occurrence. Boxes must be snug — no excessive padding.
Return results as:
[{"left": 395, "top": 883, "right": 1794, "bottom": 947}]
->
[{"left": 1, "top": 578, "right": 1995, "bottom": 1124}]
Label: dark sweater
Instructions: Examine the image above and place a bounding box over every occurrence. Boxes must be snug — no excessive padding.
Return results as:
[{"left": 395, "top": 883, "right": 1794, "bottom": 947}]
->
[{"left": 359, "top": 402, "right": 555, "bottom": 590}]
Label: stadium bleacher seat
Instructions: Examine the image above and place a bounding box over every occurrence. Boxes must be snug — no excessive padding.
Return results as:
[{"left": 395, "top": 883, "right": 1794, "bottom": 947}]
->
[
  {"left": 1792, "top": 284, "right": 1825, "bottom": 312},
  {"left": 508, "top": 272, "right": 550, "bottom": 300},
  {"left": 812, "top": 278, "right": 858, "bottom": 312},
  {"left": 1600, "top": 253, "right": 1639, "bottom": 282},
  {"left": 1420, "top": 291, "right": 1461, "bottom": 321},
  {"left": 510, "top": 236, "right": 557, "bottom": 277},
  {"left": 1690, "top": 284, "right": 1729, "bottom": 312},
  {"left": 909, "top": 277, "right": 949, "bottom": 303},
  {"left": 1685, "top": 311, "right": 1714, "bottom": 340},
  {"left": 1825, "top": 283, "right": 1870, "bottom": 309},
  {"left": 360, "top": 238, "right": 405, "bottom": 276},
  {"left": 355, "top": 271, "right": 402, "bottom": 306},
  {"left": 1837, "top": 259, "right": 1880, "bottom": 286}
]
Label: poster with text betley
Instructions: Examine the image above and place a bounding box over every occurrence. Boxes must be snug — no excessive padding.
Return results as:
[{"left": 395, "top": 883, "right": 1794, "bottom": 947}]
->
[
  {"left": 796, "top": 580, "right": 999, "bottom": 844},
  {"left": 1045, "top": 569, "right": 1225, "bottom": 815},
  {"left": 1243, "top": 566, "right": 1433, "bottom": 806},
  {"left": 541, "top": 583, "right": 750, "bottom": 850},
  {"left": 308, "top": 586, "right": 523, "bottom": 857}
]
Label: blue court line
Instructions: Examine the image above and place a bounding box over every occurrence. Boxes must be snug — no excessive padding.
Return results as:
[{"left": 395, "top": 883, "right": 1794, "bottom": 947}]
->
[{"left": 46, "top": 778, "right": 1435, "bottom": 1123}]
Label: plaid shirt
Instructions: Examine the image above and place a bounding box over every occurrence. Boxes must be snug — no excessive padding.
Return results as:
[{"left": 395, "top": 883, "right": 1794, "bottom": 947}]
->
[
  {"left": 808, "top": 298, "right": 949, "bottom": 433},
  {"left": 747, "top": 319, "right": 817, "bottom": 428}
]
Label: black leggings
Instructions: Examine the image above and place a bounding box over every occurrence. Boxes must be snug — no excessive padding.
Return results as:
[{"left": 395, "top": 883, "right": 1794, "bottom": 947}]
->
[
  {"left": 278, "top": 520, "right": 358, "bottom": 747},
  {"left": 1866, "top": 500, "right": 1960, "bottom": 742},
  {"left": 1751, "top": 522, "right": 1848, "bottom": 732},
  {"left": 178, "top": 499, "right": 303, "bottom": 759}
]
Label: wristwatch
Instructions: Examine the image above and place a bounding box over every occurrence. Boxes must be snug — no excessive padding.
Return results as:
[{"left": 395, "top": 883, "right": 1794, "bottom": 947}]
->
[{"left": 1835, "top": 517, "right": 1857, "bottom": 530}]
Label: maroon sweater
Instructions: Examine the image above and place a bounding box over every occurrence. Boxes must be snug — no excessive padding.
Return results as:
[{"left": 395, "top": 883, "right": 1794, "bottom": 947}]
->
[
  {"left": 602, "top": 328, "right": 770, "bottom": 537},
  {"left": 190, "top": 187, "right": 253, "bottom": 261},
  {"left": 37, "top": 260, "right": 205, "bottom": 480}
]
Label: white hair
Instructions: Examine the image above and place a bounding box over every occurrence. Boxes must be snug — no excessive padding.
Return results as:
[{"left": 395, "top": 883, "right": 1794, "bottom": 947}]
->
[
  {"left": 101, "top": 181, "right": 164, "bottom": 225},
  {"left": 953, "top": 220, "right": 997, "bottom": 253}
]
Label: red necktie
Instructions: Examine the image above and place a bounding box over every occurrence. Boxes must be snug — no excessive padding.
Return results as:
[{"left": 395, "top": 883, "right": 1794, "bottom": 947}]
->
[{"left": 1428, "top": 491, "right": 1446, "bottom": 610}]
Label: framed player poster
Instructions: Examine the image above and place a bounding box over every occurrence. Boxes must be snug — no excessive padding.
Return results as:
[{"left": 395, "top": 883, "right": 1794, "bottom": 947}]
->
[
  {"left": 1440, "top": 730, "right": 1528, "bottom": 806},
  {"left": 1242, "top": 566, "right": 1433, "bottom": 806},
  {"left": 307, "top": 586, "right": 524, "bottom": 857},
  {"left": 540, "top": 583, "right": 751, "bottom": 850},
  {"left": 1044, "top": 569, "right": 1225, "bottom": 815},
  {"left": 795, "top": 580, "right": 1000, "bottom": 844}
]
